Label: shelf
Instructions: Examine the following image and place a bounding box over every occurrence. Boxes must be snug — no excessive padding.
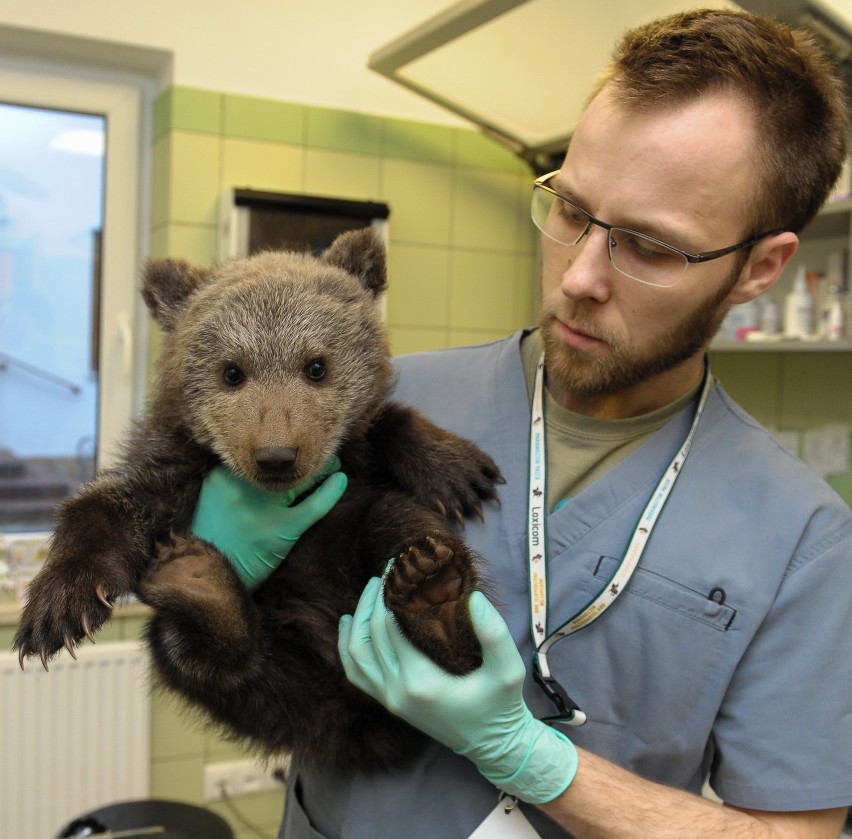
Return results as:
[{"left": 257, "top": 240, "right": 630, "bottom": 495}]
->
[{"left": 710, "top": 339, "right": 851, "bottom": 352}]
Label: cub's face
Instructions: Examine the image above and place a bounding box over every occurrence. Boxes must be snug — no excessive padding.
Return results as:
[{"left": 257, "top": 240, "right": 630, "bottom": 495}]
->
[{"left": 167, "top": 251, "right": 391, "bottom": 490}]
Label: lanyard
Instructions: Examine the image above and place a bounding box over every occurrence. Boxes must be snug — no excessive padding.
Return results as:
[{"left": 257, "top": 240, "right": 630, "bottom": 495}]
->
[{"left": 527, "top": 354, "right": 713, "bottom": 725}]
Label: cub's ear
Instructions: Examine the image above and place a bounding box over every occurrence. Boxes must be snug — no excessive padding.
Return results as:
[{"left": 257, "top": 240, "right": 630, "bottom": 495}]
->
[
  {"left": 141, "top": 258, "right": 211, "bottom": 331},
  {"left": 321, "top": 228, "right": 387, "bottom": 297}
]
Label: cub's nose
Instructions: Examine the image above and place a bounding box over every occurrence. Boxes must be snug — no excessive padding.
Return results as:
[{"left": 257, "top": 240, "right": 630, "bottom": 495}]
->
[{"left": 255, "top": 446, "right": 298, "bottom": 474}]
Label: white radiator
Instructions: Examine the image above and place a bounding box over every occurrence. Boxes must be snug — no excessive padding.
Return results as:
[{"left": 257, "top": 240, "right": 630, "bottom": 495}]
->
[{"left": 0, "top": 640, "right": 151, "bottom": 839}]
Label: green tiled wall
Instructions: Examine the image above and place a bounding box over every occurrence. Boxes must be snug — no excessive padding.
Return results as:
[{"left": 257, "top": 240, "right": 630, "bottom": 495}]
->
[
  {"left": 146, "top": 85, "right": 850, "bottom": 835},
  {"left": 150, "top": 85, "right": 537, "bottom": 358},
  {"left": 709, "top": 350, "right": 852, "bottom": 503}
]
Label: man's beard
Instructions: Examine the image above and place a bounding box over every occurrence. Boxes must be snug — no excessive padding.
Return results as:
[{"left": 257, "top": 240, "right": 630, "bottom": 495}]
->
[{"left": 538, "top": 278, "right": 735, "bottom": 398}]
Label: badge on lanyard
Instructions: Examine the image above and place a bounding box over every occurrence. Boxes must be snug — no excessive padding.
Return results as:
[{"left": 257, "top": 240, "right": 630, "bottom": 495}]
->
[
  {"left": 468, "top": 795, "right": 543, "bottom": 839},
  {"left": 527, "top": 354, "right": 712, "bottom": 725}
]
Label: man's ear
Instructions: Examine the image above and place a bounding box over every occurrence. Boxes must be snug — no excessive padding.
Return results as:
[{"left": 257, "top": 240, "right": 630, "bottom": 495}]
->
[{"left": 726, "top": 232, "right": 799, "bottom": 304}]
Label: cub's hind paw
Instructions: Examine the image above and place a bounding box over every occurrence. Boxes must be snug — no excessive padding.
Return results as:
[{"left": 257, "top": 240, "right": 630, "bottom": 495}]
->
[
  {"left": 384, "top": 535, "right": 481, "bottom": 674},
  {"left": 139, "top": 535, "right": 238, "bottom": 607}
]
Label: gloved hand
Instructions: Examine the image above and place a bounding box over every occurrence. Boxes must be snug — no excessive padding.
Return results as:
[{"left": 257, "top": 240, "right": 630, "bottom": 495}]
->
[
  {"left": 338, "top": 577, "right": 578, "bottom": 803},
  {"left": 192, "top": 459, "right": 347, "bottom": 589}
]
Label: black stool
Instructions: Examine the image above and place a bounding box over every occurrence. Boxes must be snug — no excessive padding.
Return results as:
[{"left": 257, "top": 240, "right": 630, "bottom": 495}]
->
[{"left": 55, "top": 798, "right": 234, "bottom": 838}]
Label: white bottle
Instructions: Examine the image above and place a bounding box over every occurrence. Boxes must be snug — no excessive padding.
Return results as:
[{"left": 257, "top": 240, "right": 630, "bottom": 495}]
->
[
  {"left": 784, "top": 266, "right": 814, "bottom": 339},
  {"left": 760, "top": 298, "right": 782, "bottom": 335}
]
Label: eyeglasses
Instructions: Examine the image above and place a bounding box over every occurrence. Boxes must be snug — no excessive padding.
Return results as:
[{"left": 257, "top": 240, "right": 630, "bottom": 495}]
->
[{"left": 531, "top": 171, "right": 784, "bottom": 288}]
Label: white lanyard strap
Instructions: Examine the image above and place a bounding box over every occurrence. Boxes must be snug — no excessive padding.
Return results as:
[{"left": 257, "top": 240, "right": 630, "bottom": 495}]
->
[{"left": 527, "top": 355, "right": 712, "bottom": 720}]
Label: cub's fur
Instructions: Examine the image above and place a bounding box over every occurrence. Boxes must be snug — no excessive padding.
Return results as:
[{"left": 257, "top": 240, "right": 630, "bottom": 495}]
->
[{"left": 14, "top": 229, "right": 501, "bottom": 772}]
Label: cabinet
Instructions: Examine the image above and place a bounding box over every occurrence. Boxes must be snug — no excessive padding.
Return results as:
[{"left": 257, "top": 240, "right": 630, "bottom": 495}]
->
[{"left": 711, "top": 197, "right": 852, "bottom": 352}]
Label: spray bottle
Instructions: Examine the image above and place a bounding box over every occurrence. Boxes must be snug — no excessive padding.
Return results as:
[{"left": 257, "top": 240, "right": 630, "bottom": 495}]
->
[{"left": 784, "top": 265, "right": 814, "bottom": 339}]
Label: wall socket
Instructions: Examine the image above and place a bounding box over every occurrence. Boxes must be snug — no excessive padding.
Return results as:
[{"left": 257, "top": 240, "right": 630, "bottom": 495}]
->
[{"left": 203, "top": 757, "right": 289, "bottom": 801}]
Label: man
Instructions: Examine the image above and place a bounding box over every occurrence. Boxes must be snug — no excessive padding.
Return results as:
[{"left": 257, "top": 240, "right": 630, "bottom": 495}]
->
[{"left": 198, "top": 9, "right": 852, "bottom": 838}]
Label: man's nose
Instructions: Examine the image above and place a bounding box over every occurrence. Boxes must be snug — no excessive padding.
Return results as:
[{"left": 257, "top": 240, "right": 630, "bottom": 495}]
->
[{"left": 558, "top": 225, "right": 613, "bottom": 302}]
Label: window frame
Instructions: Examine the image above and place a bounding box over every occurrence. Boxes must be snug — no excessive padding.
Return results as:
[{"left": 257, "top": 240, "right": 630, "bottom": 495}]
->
[{"left": 0, "top": 60, "right": 151, "bottom": 473}]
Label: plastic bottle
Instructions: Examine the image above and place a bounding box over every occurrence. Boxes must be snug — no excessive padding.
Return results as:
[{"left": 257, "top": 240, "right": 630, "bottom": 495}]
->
[
  {"left": 760, "top": 298, "right": 782, "bottom": 335},
  {"left": 784, "top": 266, "right": 814, "bottom": 338},
  {"left": 827, "top": 286, "right": 847, "bottom": 341}
]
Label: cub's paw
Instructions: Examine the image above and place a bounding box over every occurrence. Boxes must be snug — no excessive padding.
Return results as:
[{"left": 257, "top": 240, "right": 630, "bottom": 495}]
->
[
  {"left": 14, "top": 564, "right": 124, "bottom": 671},
  {"left": 416, "top": 437, "right": 504, "bottom": 528},
  {"left": 141, "top": 535, "right": 256, "bottom": 671},
  {"left": 384, "top": 535, "right": 482, "bottom": 674},
  {"left": 139, "top": 535, "right": 241, "bottom": 610}
]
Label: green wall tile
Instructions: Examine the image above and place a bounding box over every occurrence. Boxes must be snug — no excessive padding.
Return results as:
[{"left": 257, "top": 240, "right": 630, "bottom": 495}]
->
[
  {"left": 150, "top": 685, "right": 208, "bottom": 760},
  {"left": 389, "top": 325, "right": 449, "bottom": 356},
  {"left": 454, "top": 128, "right": 530, "bottom": 173},
  {"left": 780, "top": 352, "right": 852, "bottom": 427},
  {"left": 223, "top": 94, "right": 304, "bottom": 144},
  {"left": 449, "top": 249, "right": 526, "bottom": 331},
  {"left": 708, "top": 352, "right": 783, "bottom": 427},
  {"left": 155, "top": 87, "right": 222, "bottom": 137},
  {"left": 449, "top": 327, "right": 515, "bottom": 347},
  {"left": 222, "top": 137, "right": 304, "bottom": 194},
  {"left": 150, "top": 754, "right": 206, "bottom": 802},
  {"left": 167, "top": 131, "right": 222, "bottom": 225},
  {"left": 386, "top": 244, "right": 450, "bottom": 328},
  {"left": 0, "top": 623, "right": 16, "bottom": 650},
  {"left": 382, "top": 159, "right": 454, "bottom": 246},
  {"left": 452, "top": 169, "right": 524, "bottom": 250},
  {"left": 382, "top": 117, "right": 455, "bottom": 164},
  {"left": 304, "top": 149, "right": 382, "bottom": 200},
  {"left": 150, "top": 135, "right": 171, "bottom": 228},
  {"left": 306, "top": 106, "right": 383, "bottom": 155},
  {"left": 515, "top": 253, "right": 539, "bottom": 326},
  {"left": 156, "top": 223, "right": 220, "bottom": 264}
]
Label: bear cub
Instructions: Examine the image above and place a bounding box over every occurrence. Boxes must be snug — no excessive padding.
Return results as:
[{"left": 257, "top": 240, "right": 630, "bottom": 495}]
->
[{"left": 14, "top": 229, "right": 502, "bottom": 772}]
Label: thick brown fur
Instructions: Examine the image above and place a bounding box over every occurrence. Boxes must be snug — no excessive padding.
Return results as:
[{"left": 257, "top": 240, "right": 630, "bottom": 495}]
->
[{"left": 13, "top": 229, "right": 502, "bottom": 772}]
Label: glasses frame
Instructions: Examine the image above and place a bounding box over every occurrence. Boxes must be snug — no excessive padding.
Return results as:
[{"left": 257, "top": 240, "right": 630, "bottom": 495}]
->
[{"left": 532, "top": 171, "right": 784, "bottom": 286}]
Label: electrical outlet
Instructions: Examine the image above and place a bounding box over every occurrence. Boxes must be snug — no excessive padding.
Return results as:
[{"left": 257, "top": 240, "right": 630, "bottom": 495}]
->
[{"left": 203, "top": 757, "right": 289, "bottom": 801}]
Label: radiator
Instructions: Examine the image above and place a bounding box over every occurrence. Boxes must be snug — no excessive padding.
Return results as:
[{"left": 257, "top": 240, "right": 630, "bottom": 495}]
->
[{"left": 0, "top": 640, "right": 151, "bottom": 839}]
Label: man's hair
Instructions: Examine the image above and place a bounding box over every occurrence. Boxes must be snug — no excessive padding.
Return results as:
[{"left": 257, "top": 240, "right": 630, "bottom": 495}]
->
[{"left": 593, "top": 9, "right": 848, "bottom": 235}]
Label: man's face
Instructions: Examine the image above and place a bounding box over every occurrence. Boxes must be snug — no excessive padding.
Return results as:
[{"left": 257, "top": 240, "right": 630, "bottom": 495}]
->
[{"left": 538, "top": 86, "right": 759, "bottom": 407}]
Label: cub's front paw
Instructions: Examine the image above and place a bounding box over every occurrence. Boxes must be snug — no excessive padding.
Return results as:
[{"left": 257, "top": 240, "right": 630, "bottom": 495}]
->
[
  {"left": 139, "top": 534, "right": 241, "bottom": 610},
  {"left": 416, "top": 437, "right": 504, "bottom": 527},
  {"left": 383, "top": 535, "right": 482, "bottom": 675},
  {"left": 14, "top": 565, "right": 123, "bottom": 671}
]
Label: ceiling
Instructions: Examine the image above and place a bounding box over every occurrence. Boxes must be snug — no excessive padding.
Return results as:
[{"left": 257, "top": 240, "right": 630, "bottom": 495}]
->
[{"left": 368, "top": 0, "right": 852, "bottom": 173}]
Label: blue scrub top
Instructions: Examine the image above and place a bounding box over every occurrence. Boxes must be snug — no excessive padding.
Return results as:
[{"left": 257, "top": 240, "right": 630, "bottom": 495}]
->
[{"left": 283, "top": 331, "right": 852, "bottom": 839}]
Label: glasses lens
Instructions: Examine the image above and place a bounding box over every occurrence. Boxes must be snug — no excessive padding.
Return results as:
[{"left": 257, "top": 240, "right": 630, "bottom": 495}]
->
[
  {"left": 609, "top": 229, "right": 688, "bottom": 288},
  {"left": 531, "top": 186, "right": 589, "bottom": 247}
]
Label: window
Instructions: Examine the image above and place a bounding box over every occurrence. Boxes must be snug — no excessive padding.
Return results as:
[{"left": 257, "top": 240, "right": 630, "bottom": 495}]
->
[{"left": 0, "top": 64, "right": 146, "bottom": 535}]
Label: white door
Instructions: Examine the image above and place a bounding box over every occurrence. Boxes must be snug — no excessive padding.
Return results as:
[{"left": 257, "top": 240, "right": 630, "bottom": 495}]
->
[{"left": 0, "top": 65, "right": 145, "bottom": 534}]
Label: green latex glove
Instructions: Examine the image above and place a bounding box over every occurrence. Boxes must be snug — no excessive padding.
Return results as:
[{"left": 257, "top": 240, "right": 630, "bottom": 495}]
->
[
  {"left": 192, "top": 459, "right": 347, "bottom": 589},
  {"left": 338, "top": 577, "right": 578, "bottom": 803}
]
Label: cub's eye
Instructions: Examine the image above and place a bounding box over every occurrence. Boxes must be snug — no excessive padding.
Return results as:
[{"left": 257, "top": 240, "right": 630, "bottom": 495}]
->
[
  {"left": 304, "top": 358, "right": 326, "bottom": 382},
  {"left": 223, "top": 365, "right": 246, "bottom": 387}
]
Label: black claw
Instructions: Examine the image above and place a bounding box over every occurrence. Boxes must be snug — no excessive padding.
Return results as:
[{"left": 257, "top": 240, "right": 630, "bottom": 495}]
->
[
  {"left": 474, "top": 505, "right": 484, "bottom": 524},
  {"left": 18, "top": 646, "right": 26, "bottom": 671},
  {"left": 64, "top": 637, "right": 78, "bottom": 660},
  {"left": 436, "top": 500, "right": 447, "bottom": 517},
  {"left": 454, "top": 510, "right": 465, "bottom": 530},
  {"left": 40, "top": 650, "right": 49, "bottom": 672}
]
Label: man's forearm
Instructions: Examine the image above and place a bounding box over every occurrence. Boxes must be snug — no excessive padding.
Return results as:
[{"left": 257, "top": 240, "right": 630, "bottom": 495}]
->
[{"left": 537, "top": 747, "right": 846, "bottom": 839}]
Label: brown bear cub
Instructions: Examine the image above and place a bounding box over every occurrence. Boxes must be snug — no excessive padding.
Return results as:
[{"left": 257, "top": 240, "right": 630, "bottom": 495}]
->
[{"left": 14, "top": 229, "right": 502, "bottom": 772}]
